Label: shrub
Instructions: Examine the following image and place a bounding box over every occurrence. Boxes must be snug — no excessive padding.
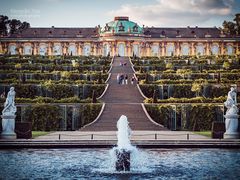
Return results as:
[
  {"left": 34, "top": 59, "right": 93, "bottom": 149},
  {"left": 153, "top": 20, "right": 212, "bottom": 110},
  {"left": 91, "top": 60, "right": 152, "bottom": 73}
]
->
[{"left": 24, "top": 104, "right": 62, "bottom": 131}]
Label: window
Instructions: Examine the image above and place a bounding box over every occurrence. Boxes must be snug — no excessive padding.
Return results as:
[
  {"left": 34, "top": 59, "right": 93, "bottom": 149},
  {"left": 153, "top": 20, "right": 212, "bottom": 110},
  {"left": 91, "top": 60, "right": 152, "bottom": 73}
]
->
[
  {"left": 211, "top": 44, "right": 219, "bottom": 55},
  {"left": 133, "top": 24, "right": 138, "bottom": 32},
  {"left": 118, "top": 22, "right": 125, "bottom": 32},
  {"left": 227, "top": 45, "right": 233, "bottom": 55},
  {"left": 181, "top": 44, "right": 189, "bottom": 55}
]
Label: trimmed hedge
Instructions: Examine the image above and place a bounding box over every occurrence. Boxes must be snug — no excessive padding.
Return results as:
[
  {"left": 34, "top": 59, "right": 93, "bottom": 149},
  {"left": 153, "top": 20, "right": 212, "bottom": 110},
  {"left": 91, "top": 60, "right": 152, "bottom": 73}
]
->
[
  {"left": 22, "top": 103, "right": 102, "bottom": 131},
  {"left": 145, "top": 104, "right": 225, "bottom": 131}
]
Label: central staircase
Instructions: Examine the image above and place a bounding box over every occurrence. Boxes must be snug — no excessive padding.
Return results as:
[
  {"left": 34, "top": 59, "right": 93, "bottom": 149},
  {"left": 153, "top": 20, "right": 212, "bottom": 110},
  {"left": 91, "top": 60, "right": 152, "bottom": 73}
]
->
[{"left": 82, "top": 57, "right": 165, "bottom": 131}]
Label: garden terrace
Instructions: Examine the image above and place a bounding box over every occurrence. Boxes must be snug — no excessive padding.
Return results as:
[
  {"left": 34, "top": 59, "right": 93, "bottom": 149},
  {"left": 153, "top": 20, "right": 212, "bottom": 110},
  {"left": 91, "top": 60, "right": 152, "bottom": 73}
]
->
[{"left": 129, "top": 56, "right": 240, "bottom": 131}]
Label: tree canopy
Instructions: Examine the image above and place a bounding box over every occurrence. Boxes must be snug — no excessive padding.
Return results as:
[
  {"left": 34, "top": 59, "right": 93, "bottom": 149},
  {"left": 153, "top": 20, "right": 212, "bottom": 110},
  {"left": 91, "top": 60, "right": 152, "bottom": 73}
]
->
[
  {"left": 222, "top": 13, "right": 240, "bottom": 35},
  {"left": 0, "top": 15, "right": 30, "bottom": 36}
]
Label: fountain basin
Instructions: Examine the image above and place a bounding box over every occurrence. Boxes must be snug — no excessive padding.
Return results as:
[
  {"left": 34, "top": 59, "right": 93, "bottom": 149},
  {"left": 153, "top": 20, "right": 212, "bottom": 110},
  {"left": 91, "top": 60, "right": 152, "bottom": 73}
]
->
[{"left": 0, "top": 148, "right": 240, "bottom": 179}]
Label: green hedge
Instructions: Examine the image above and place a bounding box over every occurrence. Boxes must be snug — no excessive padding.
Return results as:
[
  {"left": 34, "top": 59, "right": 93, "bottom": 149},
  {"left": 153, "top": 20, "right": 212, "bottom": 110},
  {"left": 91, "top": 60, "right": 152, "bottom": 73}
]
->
[
  {"left": 145, "top": 104, "right": 225, "bottom": 131},
  {"left": 24, "top": 104, "right": 62, "bottom": 131},
  {"left": 23, "top": 103, "right": 102, "bottom": 131}
]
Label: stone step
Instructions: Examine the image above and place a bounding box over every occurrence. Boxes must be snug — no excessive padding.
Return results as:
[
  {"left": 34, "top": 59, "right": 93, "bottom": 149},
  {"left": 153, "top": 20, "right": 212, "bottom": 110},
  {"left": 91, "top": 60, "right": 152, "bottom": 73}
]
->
[{"left": 81, "top": 57, "right": 165, "bottom": 132}]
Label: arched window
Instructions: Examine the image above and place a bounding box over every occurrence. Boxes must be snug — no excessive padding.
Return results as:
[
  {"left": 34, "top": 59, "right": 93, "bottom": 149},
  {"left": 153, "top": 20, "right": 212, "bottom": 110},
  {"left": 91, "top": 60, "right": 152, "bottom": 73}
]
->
[
  {"left": 24, "top": 45, "right": 32, "bottom": 55},
  {"left": 39, "top": 44, "right": 47, "bottom": 56},
  {"left": 181, "top": 44, "right": 189, "bottom": 56},
  {"left": 167, "top": 44, "right": 175, "bottom": 56},
  {"left": 196, "top": 44, "right": 204, "bottom": 55},
  {"left": 118, "top": 43, "right": 125, "bottom": 56},
  {"left": 103, "top": 44, "right": 110, "bottom": 57},
  {"left": 68, "top": 44, "right": 76, "bottom": 56},
  {"left": 9, "top": 45, "right": 16, "bottom": 55},
  {"left": 53, "top": 44, "right": 62, "bottom": 55},
  {"left": 133, "top": 44, "right": 140, "bottom": 57},
  {"left": 151, "top": 45, "right": 159, "bottom": 56},
  {"left": 83, "top": 44, "right": 91, "bottom": 56},
  {"left": 211, "top": 44, "right": 219, "bottom": 55},
  {"left": 227, "top": 45, "right": 233, "bottom": 55}
]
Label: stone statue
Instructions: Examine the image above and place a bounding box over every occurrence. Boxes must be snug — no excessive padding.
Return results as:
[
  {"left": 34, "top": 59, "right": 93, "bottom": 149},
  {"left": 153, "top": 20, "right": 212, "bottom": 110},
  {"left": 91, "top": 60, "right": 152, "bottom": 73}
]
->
[
  {"left": 1, "top": 87, "right": 17, "bottom": 139},
  {"left": 2, "top": 87, "right": 17, "bottom": 116},
  {"left": 224, "top": 87, "right": 239, "bottom": 139},
  {"left": 224, "top": 87, "right": 238, "bottom": 115}
]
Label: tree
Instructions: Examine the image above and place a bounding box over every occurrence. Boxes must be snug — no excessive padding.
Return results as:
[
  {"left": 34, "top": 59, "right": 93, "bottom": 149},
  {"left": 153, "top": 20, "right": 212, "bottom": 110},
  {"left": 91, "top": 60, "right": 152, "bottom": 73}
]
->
[
  {"left": 222, "top": 13, "right": 240, "bottom": 35},
  {"left": 9, "top": 19, "right": 22, "bottom": 34},
  {"left": 0, "top": 15, "right": 30, "bottom": 36},
  {"left": 0, "top": 15, "right": 9, "bottom": 36}
]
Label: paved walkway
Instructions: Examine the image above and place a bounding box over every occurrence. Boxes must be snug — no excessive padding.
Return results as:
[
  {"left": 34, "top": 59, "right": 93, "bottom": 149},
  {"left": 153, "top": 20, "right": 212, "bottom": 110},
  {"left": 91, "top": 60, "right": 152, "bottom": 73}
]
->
[
  {"left": 35, "top": 131, "right": 209, "bottom": 140},
  {"left": 82, "top": 57, "right": 166, "bottom": 131}
]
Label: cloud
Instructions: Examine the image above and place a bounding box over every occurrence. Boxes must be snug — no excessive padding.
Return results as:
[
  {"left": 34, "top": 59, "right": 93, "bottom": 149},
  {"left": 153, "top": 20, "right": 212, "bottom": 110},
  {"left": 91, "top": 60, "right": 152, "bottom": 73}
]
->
[{"left": 107, "top": 0, "right": 234, "bottom": 27}]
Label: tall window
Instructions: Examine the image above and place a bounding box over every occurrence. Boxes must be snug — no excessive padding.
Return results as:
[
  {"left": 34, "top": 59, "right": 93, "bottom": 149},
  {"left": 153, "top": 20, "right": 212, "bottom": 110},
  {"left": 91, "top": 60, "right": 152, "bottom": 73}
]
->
[
  {"left": 133, "top": 44, "right": 140, "bottom": 57},
  {"left": 151, "top": 45, "right": 159, "bottom": 56},
  {"left": 84, "top": 44, "right": 91, "bottom": 56},
  {"left": 103, "top": 44, "right": 110, "bottom": 57},
  {"left": 167, "top": 44, "right": 175, "bottom": 56},
  {"left": 9, "top": 45, "right": 16, "bottom": 55},
  {"left": 211, "top": 44, "right": 219, "bottom": 55},
  {"left": 39, "top": 44, "right": 47, "bottom": 56},
  {"left": 53, "top": 44, "right": 62, "bottom": 55},
  {"left": 68, "top": 44, "right": 76, "bottom": 56},
  {"left": 196, "top": 44, "right": 204, "bottom": 55},
  {"left": 181, "top": 44, "right": 189, "bottom": 56},
  {"left": 227, "top": 45, "right": 233, "bottom": 55},
  {"left": 24, "top": 45, "right": 32, "bottom": 55}
]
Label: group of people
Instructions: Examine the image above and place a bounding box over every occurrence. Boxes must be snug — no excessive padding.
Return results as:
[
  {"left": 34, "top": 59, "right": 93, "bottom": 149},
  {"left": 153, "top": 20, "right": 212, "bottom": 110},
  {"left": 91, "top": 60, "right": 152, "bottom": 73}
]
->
[{"left": 117, "top": 74, "right": 136, "bottom": 85}]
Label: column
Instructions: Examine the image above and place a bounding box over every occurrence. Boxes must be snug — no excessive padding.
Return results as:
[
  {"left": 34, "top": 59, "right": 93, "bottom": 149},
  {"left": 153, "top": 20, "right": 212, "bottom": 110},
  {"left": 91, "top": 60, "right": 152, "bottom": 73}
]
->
[
  {"left": 191, "top": 42, "right": 195, "bottom": 56},
  {"left": 221, "top": 42, "right": 225, "bottom": 55},
  {"left": 161, "top": 42, "right": 165, "bottom": 56},
  {"left": 205, "top": 42, "right": 210, "bottom": 55},
  {"left": 48, "top": 42, "right": 52, "bottom": 56},
  {"left": 0, "top": 43, "right": 3, "bottom": 54}
]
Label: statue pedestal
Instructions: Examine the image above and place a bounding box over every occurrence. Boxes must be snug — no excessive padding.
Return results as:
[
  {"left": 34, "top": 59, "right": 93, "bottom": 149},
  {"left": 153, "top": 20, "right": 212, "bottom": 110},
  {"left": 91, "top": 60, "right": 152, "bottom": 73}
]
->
[
  {"left": 1, "top": 115, "right": 16, "bottom": 139},
  {"left": 224, "top": 114, "right": 239, "bottom": 139}
]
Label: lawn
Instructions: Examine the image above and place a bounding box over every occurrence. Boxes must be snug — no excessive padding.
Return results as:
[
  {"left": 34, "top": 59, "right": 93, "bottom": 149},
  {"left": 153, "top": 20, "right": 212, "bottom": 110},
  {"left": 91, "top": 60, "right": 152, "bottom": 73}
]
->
[
  {"left": 32, "top": 131, "right": 52, "bottom": 138},
  {"left": 193, "top": 131, "right": 211, "bottom": 138}
]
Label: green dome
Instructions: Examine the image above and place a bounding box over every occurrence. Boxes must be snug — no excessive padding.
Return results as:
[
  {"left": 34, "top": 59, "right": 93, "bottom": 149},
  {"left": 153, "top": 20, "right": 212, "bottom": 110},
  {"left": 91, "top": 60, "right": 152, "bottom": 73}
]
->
[{"left": 100, "top": 17, "right": 143, "bottom": 35}]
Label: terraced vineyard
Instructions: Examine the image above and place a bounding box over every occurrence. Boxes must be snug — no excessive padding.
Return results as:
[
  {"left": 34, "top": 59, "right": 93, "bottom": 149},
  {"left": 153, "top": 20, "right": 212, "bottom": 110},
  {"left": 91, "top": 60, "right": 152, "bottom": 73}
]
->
[
  {"left": 0, "top": 55, "right": 112, "bottom": 131},
  {"left": 131, "top": 55, "right": 240, "bottom": 131}
]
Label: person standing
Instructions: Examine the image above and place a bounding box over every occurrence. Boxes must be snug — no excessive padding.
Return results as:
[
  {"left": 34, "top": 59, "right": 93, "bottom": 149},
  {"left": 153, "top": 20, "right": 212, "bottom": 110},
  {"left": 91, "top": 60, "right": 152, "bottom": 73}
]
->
[
  {"left": 125, "top": 74, "right": 128, "bottom": 85},
  {"left": 131, "top": 76, "right": 135, "bottom": 85},
  {"left": 117, "top": 73, "right": 120, "bottom": 84}
]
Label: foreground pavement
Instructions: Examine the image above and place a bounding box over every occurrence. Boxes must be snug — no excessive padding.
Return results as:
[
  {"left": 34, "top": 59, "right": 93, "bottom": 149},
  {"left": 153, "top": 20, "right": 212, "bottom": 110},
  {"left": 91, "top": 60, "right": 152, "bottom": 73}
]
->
[
  {"left": 34, "top": 130, "right": 209, "bottom": 141},
  {"left": 1, "top": 131, "right": 239, "bottom": 149}
]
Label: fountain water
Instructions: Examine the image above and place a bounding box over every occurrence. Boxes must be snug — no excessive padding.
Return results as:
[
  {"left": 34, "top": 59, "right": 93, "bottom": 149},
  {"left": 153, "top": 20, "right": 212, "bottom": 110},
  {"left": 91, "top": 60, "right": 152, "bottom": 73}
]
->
[{"left": 111, "top": 115, "right": 136, "bottom": 171}]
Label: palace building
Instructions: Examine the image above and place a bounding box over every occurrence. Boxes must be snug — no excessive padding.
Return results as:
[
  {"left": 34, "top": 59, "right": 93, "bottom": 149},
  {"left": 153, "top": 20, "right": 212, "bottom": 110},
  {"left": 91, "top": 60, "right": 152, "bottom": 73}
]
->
[{"left": 0, "top": 16, "right": 239, "bottom": 57}]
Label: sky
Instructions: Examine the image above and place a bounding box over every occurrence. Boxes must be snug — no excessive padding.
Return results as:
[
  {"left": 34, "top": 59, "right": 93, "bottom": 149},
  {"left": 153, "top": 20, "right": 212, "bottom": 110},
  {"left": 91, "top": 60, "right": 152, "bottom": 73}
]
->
[{"left": 0, "top": 0, "right": 239, "bottom": 28}]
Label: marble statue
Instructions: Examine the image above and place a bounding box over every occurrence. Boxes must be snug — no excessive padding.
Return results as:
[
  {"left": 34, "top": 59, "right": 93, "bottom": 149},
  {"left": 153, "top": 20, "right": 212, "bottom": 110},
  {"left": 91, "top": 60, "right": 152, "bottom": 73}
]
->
[
  {"left": 1, "top": 87, "right": 17, "bottom": 139},
  {"left": 224, "top": 87, "right": 239, "bottom": 139},
  {"left": 2, "top": 87, "right": 17, "bottom": 116}
]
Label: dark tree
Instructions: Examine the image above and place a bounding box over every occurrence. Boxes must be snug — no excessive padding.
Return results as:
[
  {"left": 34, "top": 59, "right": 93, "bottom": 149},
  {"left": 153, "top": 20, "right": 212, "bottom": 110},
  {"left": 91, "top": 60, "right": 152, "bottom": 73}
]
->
[
  {"left": 0, "top": 15, "right": 9, "bottom": 35},
  {"left": 0, "top": 15, "right": 30, "bottom": 35},
  {"left": 222, "top": 13, "right": 240, "bottom": 35}
]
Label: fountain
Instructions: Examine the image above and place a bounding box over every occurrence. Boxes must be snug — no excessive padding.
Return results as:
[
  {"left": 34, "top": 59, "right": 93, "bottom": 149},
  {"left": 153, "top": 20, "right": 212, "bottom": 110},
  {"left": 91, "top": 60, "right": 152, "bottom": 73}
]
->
[{"left": 113, "top": 115, "right": 135, "bottom": 171}]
